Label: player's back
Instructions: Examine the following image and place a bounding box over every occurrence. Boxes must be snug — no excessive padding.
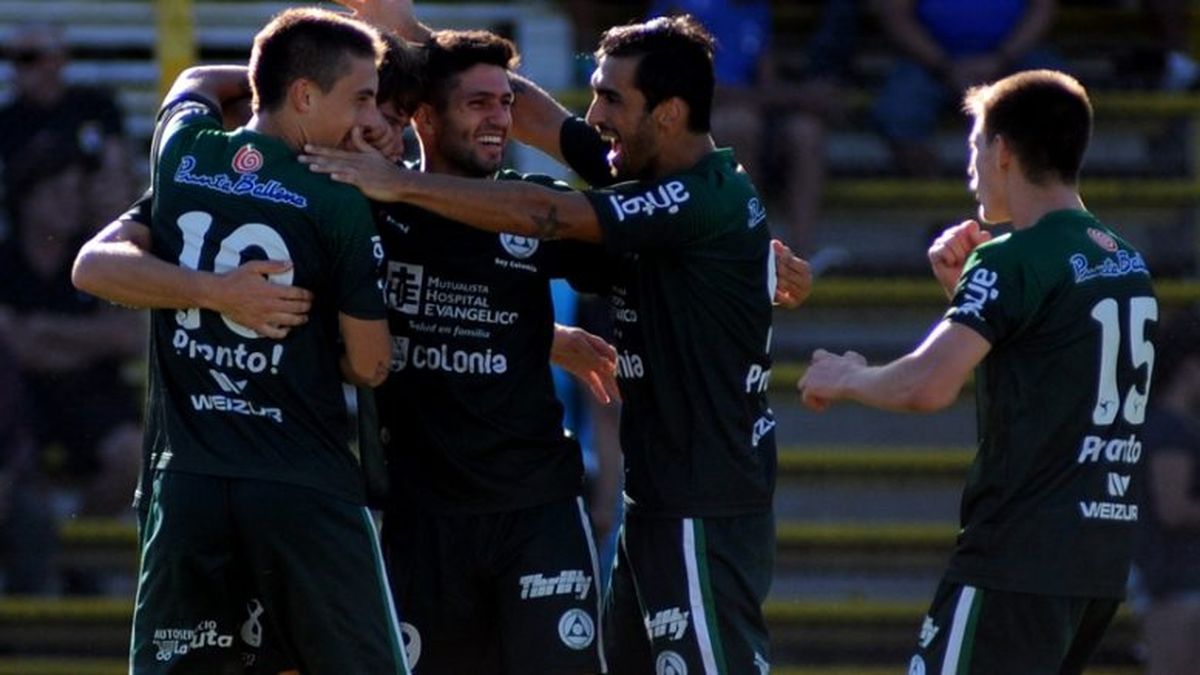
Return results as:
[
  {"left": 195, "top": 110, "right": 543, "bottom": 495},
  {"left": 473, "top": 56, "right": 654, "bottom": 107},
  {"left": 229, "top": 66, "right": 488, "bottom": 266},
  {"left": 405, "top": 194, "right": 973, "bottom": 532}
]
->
[
  {"left": 945, "top": 208, "right": 1156, "bottom": 598},
  {"left": 147, "top": 104, "right": 383, "bottom": 504}
]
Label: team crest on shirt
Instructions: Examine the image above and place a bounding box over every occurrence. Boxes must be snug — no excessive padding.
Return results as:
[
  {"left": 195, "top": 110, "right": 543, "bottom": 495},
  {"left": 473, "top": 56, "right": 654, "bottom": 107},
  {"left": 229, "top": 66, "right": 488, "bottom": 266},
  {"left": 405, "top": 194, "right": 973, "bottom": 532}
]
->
[
  {"left": 1087, "top": 227, "right": 1118, "bottom": 252},
  {"left": 500, "top": 233, "right": 539, "bottom": 259},
  {"left": 908, "top": 655, "right": 927, "bottom": 675},
  {"left": 655, "top": 650, "right": 688, "bottom": 675},
  {"left": 557, "top": 609, "right": 595, "bottom": 650},
  {"left": 232, "top": 144, "right": 264, "bottom": 174}
]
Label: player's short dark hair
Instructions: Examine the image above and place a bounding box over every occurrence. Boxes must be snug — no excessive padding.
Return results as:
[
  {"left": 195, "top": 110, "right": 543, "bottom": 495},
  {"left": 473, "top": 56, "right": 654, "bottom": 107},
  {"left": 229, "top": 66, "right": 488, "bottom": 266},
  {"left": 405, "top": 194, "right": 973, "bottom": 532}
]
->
[
  {"left": 596, "top": 14, "right": 715, "bottom": 133},
  {"left": 420, "top": 30, "right": 519, "bottom": 112},
  {"left": 249, "top": 8, "right": 384, "bottom": 113},
  {"left": 1154, "top": 308, "right": 1200, "bottom": 391},
  {"left": 963, "top": 69, "right": 1092, "bottom": 186},
  {"left": 378, "top": 32, "right": 424, "bottom": 114}
]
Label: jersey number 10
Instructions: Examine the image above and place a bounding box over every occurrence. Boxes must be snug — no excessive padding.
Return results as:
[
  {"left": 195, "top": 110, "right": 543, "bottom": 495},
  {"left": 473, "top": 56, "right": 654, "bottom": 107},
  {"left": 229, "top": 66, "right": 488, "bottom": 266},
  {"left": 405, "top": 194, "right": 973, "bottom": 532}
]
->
[
  {"left": 1090, "top": 296, "right": 1156, "bottom": 427},
  {"left": 173, "top": 210, "right": 294, "bottom": 339}
]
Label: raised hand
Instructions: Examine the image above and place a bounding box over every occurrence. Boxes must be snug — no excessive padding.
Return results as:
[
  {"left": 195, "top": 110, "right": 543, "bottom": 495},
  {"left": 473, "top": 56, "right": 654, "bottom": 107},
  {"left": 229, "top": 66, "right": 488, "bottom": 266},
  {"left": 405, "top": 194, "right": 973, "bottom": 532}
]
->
[
  {"left": 928, "top": 219, "right": 992, "bottom": 298},
  {"left": 301, "top": 127, "right": 409, "bottom": 202}
]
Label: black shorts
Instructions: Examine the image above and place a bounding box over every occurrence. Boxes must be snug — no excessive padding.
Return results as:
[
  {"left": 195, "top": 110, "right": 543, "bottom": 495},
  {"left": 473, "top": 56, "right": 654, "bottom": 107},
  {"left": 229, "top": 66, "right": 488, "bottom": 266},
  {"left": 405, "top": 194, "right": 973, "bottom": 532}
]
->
[
  {"left": 382, "top": 495, "right": 606, "bottom": 674},
  {"left": 603, "top": 511, "right": 775, "bottom": 675},
  {"left": 908, "top": 579, "right": 1120, "bottom": 675},
  {"left": 131, "top": 472, "right": 410, "bottom": 674}
]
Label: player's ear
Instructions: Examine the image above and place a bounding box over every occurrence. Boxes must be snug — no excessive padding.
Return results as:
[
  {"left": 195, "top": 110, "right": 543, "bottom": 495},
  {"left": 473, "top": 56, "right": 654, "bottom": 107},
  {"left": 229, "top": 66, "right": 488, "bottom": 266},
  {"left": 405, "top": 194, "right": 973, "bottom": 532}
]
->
[
  {"left": 654, "top": 97, "right": 684, "bottom": 132},
  {"left": 993, "top": 133, "right": 1013, "bottom": 173},
  {"left": 289, "top": 78, "right": 315, "bottom": 113},
  {"left": 414, "top": 103, "right": 435, "bottom": 133}
]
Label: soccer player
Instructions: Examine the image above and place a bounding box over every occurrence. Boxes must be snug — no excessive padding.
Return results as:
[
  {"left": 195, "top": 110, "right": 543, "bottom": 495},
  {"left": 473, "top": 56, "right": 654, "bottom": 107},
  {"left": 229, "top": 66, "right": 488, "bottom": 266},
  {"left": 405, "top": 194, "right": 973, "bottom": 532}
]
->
[
  {"left": 798, "top": 70, "right": 1156, "bottom": 674},
  {"left": 302, "top": 14, "right": 781, "bottom": 674},
  {"left": 365, "top": 31, "right": 613, "bottom": 675},
  {"left": 73, "top": 9, "right": 409, "bottom": 673}
]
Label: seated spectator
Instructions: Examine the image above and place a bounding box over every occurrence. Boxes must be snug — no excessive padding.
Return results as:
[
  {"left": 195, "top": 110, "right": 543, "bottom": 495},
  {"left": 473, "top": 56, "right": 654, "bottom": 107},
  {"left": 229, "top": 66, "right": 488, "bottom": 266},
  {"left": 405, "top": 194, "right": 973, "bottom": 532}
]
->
[
  {"left": 647, "top": 0, "right": 861, "bottom": 251},
  {"left": 0, "top": 22, "right": 133, "bottom": 239},
  {"left": 0, "top": 139, "right": 143, "bottom": 528},
  {"left": 1131, "top": 309, "right": 1200, "bottom": 675},
  {"left": 872, "top": 0, "right": 1060, "bottom": 176},
  {"left": 0, "top": 339, "right": 57, "bottom": 594}
]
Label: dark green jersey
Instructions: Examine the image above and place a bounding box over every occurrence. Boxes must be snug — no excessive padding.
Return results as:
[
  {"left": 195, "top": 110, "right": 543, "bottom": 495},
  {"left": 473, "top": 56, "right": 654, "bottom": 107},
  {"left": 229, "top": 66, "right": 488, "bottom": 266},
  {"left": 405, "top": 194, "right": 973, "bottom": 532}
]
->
[
  {"left": 373, "top": 170, "right": 611, "bottom": 514},
  {"left": 944, "top": 209, "right": 1157, "bottom": 598},
  {"left": 145, "top": 96, "right": 386, "bottom": 503},
  {"left": 584, "top": 149, "right": 777, "bottom": 518}
]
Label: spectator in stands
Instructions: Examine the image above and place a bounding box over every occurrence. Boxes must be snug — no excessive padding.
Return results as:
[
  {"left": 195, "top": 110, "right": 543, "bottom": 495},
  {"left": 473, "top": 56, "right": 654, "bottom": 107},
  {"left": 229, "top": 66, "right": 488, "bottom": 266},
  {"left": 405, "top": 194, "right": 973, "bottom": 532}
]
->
[
  {"left": 647, "top": 0, "right": 861, "bottom": 251},
  {"left": 0, "top": 340, "right": 57, "bottom": 594},
  {"left": 1131, "top": 309, "right": 1200, "bottom": 675},
  {"left": 1146, "top": 0, "right": 1200, "bottom": 91},
  {"left": 0, "top": 22, "right": 133, "bottom": 239},
  {"left": 0, "top": 138, "right": 142, "bottom": 530},
  {"left": 872, "top": 0, "right": 1060, "bottom": 176}
]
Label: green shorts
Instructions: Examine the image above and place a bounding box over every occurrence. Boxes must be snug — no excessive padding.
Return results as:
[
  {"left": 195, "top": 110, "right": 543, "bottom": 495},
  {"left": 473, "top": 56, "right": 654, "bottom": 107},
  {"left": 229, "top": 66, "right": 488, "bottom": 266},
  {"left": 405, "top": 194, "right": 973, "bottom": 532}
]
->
[
  {"left": 131, "top": 472, "right": 410, "bottom": 674},
  {"left": 908, "top": 579, "right": 1120, "bottom": 675},
  {"left": 382, "top": 495, "right": 606, "bottom": 674},
  {"left": 603, "top": 512, "right": 775, "bottom": 675}
]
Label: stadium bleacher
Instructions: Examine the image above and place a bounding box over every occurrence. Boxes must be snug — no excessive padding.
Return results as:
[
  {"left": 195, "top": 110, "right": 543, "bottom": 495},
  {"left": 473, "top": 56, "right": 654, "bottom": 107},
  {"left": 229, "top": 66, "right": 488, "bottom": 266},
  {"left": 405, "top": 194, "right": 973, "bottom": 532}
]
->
[{"left": 2, "top": 0, "right": 1198, "bottom": 672}]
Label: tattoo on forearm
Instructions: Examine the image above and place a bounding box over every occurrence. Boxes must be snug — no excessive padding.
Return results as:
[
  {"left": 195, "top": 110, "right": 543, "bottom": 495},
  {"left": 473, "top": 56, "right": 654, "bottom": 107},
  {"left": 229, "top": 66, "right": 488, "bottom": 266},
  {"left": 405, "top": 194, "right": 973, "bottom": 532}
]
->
[{"left": 531, "top": 205, "right": 566, "bottom": 239}]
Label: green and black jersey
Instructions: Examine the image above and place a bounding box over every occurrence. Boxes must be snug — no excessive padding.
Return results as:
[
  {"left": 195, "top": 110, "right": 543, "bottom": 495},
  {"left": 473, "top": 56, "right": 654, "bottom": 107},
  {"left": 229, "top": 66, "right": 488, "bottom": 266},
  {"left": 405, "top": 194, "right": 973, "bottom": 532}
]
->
[
  {"left": 145, "top": 95, "right": 386, "bottom": 504},
  {"left": 582, "top": 149, "right": 778, "bottom": 518},
  {"left": 945, "top": 209, "right": 1156, "bottom": 598},
  {"left": 373, "top": 169, "right": 611, "bottom": 514}
]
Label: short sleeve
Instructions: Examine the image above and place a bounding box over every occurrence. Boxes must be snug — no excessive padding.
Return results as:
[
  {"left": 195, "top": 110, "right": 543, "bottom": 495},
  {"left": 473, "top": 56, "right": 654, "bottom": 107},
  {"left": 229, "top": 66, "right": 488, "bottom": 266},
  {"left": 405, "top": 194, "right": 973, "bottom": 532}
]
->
[
  {"left": 585, "top": 173, "right": 719, "bottom": 253},
  {"left": 151, "top": 94, "right": 222, "bottom": 175},
  {"left": 121, "top": 189, "right": 154, "bottom": 226},
  {"left": 325, "top": 192, "right": 387, "bottom": 320},
  {"left": 944, "top": 244, "right": 1026, "bottom": 345}
]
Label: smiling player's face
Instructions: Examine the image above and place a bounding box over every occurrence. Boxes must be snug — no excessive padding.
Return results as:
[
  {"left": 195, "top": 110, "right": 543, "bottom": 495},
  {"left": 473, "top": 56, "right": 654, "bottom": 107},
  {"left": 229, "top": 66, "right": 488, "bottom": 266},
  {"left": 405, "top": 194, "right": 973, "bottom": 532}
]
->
[
  {"left": 585, "top": 55, "right": 661, "bottom": 181},
  {"left": 421, "top": 63, "right": 513, "bottom": 178}
]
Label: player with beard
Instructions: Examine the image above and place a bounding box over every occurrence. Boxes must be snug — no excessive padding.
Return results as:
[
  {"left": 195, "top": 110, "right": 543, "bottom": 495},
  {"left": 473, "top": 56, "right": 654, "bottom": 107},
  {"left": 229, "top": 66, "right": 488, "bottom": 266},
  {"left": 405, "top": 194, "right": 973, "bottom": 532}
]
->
[{"left": 303, "top": 14, "right": 784, "bottom": 674}]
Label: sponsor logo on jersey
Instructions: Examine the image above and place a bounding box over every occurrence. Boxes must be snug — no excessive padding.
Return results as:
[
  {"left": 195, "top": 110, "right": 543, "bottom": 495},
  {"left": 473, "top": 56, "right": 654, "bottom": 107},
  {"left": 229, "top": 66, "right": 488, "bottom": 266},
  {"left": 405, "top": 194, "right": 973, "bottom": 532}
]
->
[
  {"left": 1088, "top": 227, "right": 1119, "bottom": 252},
  {"left": 174, "top": 155, "right": 307, "bottom": 209},
  {"left": 656, "top": 650, "right": 688, "bottom": 675},
  {"left": 232, "top": 144, "right": 264, "bottom": 174},
  {"left": 240, "top": 600, "right": 264, "bottom": 649},
  {"left": 1079, "top": 500, "right": 1138, "bottom": 521},
  {"left": 748, "top": 198, "right": 767, "bottom": 229},
  {"left": 1076, "top": 434, "right": 1142, "bottom": 465},
  {"left": 753, "top": 652, "right": 770, "bottom": 675},
  {"left": 616, "top": 350, "right": 645, "bottom": 379},
  {"left": 917, "top": 616, "right": 939, "bottom": 649},
  {"left": 209, "top": 369, "right": 248, "bottom": 395},
  {"left": 1070, "top": 250, "right": 1149, "bottom": 284},
  {"left": 173, "top": 330, "right": 284, "bottom": 375},
  {"left": 752, "top": 413, "right": 776, "bottom": 448},
  {"left": 746, "top": 364, "right": 771, "bottom": 393},
  {"left": 382, "top": 212, "right": 410, "bottom": 234},
  {"left": 908, "top": 655, "right": 927, "bottom": 675},
  {"left": 1107, "top": 472, "right": 1132, "bottom": 497},
  {"left": 152, "top": 620, "right": 234, "bottom": 662},
  {"left": 954, "top": 267, "right": 1000, "bottom": 320},
  {"left": 392, "top": 342, "right": 508, "bottom": 375},
  {"left": 607, "top": 181, "right": 690, "bottom": 222},
  {"left": 519, "top": 570, "right": 592, "bottom": 600},
  {"left": 648, "top": 607, "right": 690, "bottom": 641},
  {"left": 385, "top": 262, "right": 424, "bottom": 314},
  {"left": 557, "top": 609, "right": 596, "bottom": 650},
  {"left": 190, "top": 394, "right": 283, "bottom": 423},
  {"left": 500, "top": 233, "right": 539, "bottom": 259},
  {"left": 401, "top": 623, "right": 422, "bottom": 668}
]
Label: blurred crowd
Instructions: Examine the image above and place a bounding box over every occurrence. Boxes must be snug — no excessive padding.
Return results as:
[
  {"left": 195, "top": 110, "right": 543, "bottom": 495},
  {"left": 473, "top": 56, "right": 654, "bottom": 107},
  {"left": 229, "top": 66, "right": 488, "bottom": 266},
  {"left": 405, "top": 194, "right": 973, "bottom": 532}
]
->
[{"left": 1, "top": 4, "right": 1199, "bottom": 669}]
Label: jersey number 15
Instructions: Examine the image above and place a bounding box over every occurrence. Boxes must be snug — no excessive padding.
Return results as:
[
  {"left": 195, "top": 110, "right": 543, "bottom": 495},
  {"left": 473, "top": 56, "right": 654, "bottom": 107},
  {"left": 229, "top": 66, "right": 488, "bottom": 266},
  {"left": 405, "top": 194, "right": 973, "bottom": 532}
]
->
[{"left": 1090, "top": 296, "right": 1156, "bottom": 427}]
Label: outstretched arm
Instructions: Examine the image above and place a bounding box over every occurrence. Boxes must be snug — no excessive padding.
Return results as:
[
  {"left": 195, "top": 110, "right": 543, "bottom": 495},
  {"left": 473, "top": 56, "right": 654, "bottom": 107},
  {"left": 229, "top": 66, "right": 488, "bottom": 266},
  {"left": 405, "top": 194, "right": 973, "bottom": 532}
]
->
[
  {"left": 509, "top": 73, "right": 575, "bottom": 165},
  {"left": 334, "top": 0, "right": 432, "bottom": 42},
  {"left": 798, "top": 320, "right": 989, "bottom": 413},
  {"left": 301, "top": 132, "right": 604, "bottom": 242}
]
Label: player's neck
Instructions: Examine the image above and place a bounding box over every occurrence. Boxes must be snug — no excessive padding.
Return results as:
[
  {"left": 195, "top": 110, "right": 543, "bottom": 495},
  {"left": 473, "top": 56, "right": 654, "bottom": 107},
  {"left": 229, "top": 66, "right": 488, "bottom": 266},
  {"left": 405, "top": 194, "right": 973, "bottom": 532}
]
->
[
  {"left": 1005, "top": 180, "right": 1086, "bottom": 230},
  {"left": 648, "top": 132, "right": 716, "bottom": 179},
  {"left": 245, "top": 112, "right": 303, "bottom": 153}
]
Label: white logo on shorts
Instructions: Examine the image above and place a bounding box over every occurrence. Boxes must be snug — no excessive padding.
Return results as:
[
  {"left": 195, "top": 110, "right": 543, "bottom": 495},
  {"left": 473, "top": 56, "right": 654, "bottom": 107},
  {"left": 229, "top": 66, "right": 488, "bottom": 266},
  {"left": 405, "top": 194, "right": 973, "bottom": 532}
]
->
[
  {"left": 656, "top": 650, "right": 688, "bottom": 675},
  {"left": 401, "top": 622, "right": 422, "bottom": 667},
  {"left": 909, "top": 655, "right": 926, "bottom": 675},
  {"left": 241, "top": 600, "right": 264, "bottom": 648},
  {"left": 558, "top": 609, "right": 595, "bottom": 650}
]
